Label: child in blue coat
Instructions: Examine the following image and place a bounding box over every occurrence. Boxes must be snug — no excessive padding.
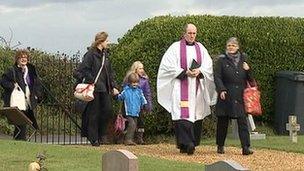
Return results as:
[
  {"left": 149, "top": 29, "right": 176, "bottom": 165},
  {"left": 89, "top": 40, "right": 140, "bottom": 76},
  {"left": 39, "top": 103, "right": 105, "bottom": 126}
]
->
[{"left": 116, "top": 72, "right": 147, "bottom": 145}]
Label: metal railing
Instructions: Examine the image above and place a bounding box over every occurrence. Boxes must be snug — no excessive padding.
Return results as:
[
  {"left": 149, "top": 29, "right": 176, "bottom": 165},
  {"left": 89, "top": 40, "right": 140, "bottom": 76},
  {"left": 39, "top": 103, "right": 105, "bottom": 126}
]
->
[{"left": 28, "top": 51, "right": 89, "bottom": 145}]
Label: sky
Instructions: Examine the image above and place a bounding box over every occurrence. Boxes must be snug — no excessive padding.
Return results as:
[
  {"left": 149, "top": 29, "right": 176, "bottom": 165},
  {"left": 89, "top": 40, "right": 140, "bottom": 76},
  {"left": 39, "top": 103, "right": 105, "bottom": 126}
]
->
[{"left": 1, "top": 0, "right": 304, "bottom": 55}]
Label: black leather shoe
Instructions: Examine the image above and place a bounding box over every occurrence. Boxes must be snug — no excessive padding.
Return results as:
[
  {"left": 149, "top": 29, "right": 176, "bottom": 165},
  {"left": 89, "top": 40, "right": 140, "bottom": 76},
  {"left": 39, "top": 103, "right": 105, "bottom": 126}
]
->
[
  {"left": 179, "top": 144, "right": 187, "bottom": 153},
  {"left": 91, "top": 140, "right": 100, "bottom": 147},
  {"left": 187, "top": 145, "right": 195, "bottom": 155},
  {"left": 217, "top": 146, "right": 225, "bottom": 154},
  {"left": 242, "top": 148, "right": 253, "bottom": 155}
]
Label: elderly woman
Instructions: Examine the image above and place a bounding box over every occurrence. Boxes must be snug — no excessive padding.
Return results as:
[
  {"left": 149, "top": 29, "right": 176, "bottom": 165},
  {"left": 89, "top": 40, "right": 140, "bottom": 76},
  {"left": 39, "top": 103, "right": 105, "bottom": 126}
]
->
[
  {"left": 0, "top": 49, "right": 43, "bottom": 140},
  {"left": 74, "top": 31, "right": 119, "bottom": 146},
  {"left": 214, "top": 37, "right": 254, "bottom": 155}
]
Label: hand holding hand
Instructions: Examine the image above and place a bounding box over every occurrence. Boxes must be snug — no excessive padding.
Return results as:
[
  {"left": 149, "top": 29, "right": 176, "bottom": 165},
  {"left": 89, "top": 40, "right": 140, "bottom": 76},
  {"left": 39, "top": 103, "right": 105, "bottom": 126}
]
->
[
  {"left": 186, "top": 69, "right": 201, "bottom": 78},
  {"left": 243, "top": 62, "right": 250, "bottom": 70},
  {"left": 112, "top": 88, "right": 119, "bottom": 96}
]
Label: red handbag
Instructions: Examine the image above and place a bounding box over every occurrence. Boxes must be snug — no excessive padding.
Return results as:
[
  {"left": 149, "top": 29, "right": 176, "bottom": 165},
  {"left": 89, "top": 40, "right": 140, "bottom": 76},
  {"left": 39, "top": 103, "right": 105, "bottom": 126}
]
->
[
  {"left": 114, "top": 114, "right": 127, "bottom": 133},
  {"left": 243, "top": 81, "right": 262, "bottom": 116}
]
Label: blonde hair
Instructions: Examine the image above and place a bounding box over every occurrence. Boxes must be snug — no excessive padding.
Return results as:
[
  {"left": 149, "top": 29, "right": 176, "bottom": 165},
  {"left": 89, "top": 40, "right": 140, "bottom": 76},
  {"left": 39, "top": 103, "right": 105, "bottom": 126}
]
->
[
  {"left": 91, "top": 31, "right": 108, "bottom": 48},
  {"left": 123, "top": 61, "right": 147, "bottom": 83}
]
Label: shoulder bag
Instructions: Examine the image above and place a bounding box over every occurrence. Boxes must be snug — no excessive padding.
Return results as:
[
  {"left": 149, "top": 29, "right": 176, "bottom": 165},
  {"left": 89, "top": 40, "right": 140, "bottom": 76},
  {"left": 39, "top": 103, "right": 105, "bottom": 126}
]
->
[
  {"left": 74, "top": 54, "right": 105, "bottom": 101},
  {"left": 243, "top": 81, "right": 262, "bottom": 116},
  {"left": 10, "top": 68, "right": 27, "bottom": 110}
]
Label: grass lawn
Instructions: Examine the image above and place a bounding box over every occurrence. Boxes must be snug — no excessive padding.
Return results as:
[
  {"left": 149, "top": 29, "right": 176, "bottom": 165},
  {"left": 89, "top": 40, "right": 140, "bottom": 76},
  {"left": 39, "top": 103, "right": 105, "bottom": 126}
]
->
[
  {"left": 0, "top": 135, "right": 303, "bottom": 171},
  {"left": 202, "top": 135, "right": 304, "bottom": 153},
  {"left": 0, "top": 139, "right": 202, "bottom": 171}
]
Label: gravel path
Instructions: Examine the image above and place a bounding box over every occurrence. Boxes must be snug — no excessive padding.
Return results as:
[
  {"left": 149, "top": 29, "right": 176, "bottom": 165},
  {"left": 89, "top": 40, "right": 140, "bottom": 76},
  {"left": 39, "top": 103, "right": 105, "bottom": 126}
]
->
[{"left": 96, "top": 144, "right": 304, "bottom": 170}]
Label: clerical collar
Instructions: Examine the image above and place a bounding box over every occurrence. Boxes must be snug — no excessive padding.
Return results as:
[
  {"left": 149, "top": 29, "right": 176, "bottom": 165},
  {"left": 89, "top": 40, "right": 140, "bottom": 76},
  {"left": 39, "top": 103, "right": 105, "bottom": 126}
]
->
[{"left": 186, "top": 41, "right": 195, "bottom": 46}]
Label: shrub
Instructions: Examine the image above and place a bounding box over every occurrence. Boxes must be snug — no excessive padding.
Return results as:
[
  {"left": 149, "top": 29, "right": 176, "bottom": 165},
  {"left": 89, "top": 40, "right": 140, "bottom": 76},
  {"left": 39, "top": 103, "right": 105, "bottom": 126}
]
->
[{"left": 111, "top": 15, "right": 304, "bottom": 135}]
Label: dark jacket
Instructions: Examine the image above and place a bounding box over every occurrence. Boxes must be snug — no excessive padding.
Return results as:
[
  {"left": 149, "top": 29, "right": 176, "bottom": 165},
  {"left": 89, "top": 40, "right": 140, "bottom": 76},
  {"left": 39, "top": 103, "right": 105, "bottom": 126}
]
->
[
  {"left": 0, "top": 63, "right": 43, "bottom": 110},
  {"left": 74, "top": 48, "right": 117, "bottom": 93},
  {"left": 214, "top": 52, "right": 254, "bottom": 118}
]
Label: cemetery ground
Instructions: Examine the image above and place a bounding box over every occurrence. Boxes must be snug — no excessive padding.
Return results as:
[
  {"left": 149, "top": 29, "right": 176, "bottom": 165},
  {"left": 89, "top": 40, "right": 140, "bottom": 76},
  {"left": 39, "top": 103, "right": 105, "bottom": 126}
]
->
[{"left": 1, "top": 135, "right": 304, "bottom": 171}]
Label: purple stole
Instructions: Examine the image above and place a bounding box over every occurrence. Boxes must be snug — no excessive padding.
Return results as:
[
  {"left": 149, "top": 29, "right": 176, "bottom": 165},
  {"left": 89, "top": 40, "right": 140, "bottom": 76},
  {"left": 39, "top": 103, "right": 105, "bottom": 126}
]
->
[{"left": 179, "top": 39, "right": 202, "bottom": 119}]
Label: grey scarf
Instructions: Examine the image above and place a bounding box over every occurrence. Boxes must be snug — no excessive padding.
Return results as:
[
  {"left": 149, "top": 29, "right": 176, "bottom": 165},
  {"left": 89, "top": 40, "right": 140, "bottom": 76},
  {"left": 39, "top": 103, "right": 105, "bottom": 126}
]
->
[{"left": 226, "top": 51, "right": 241, "bottom": 66}]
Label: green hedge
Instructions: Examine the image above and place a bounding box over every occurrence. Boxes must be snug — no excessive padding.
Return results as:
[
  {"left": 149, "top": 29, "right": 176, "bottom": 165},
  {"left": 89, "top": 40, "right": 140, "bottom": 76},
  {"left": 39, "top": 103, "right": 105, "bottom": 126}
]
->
[
  {"left": 0, "top": 47, "right": 79, "bottom": 134},
  {"left": 2, "top": 15, "right": 304, "bottom": 137},
  {"left": 111, "top": 15, "right": 304, "bottom": 135}
]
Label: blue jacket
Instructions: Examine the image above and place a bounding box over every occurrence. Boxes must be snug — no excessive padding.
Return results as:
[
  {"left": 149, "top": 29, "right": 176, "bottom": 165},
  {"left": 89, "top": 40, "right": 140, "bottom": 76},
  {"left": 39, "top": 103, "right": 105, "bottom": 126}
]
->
[{"left": 117, "top": 85, "right": 147, "bottom": 117}]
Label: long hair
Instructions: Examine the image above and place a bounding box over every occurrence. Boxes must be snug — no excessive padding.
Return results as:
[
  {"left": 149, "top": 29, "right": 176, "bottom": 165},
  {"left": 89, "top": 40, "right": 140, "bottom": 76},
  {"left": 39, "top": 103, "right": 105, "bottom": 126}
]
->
[
  {"left": 90, "top": 31, "right": 108, "bottom": 49},
  {"left": 123, "top": 61, "right": 147, "bottom": 83}
]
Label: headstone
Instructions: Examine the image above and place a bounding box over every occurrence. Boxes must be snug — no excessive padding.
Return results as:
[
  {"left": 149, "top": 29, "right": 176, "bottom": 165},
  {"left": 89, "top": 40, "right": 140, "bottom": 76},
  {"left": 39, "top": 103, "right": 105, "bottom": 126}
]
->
[
  {"left": 286, "top": 115, "right": 300, "bottom": 143},
  {"left": 231, "top": 115, "right": 266, "bottom": 140},
  {"left": 0, "top": 107, "right": 37, "bottom": 140},
  {"left": 205, "top": 160, "right": 250, "bottom": 171},
  {"left": 102, "top": 149, "right": 138, "bottom": 171},
  {"left": 231, "top": 119, "right": 239, "bottom": 139}
]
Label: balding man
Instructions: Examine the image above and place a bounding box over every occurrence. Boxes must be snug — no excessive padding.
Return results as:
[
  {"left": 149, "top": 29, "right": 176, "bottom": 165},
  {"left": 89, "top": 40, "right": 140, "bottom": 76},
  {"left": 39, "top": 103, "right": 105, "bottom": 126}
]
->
[{"left": 157, "top": 23, "right": 217, "bottom": 155}]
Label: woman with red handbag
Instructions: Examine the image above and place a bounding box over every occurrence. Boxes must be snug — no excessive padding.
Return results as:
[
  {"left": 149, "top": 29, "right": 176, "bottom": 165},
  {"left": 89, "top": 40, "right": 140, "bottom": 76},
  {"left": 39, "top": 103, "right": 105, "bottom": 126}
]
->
[{"left": 214, "top": 37, "right": 255, "bottom": 155}]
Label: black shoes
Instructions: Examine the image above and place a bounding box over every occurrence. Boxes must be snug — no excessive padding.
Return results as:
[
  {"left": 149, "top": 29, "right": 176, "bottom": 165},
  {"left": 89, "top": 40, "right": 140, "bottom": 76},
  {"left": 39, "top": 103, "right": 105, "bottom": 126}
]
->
[
  {"left": 90, "top": 140, "right": 100, "bottom": 147},
  {"left": 179, "top": 144, "right": 195, "bottom": 155},
  {"left": 242, "top": 147, "right": 254, "bottom": 155},
  {"left": 216, "top": 146, "right": 253, "bottom": 155},
  {"left": 217, "top": 146, "right": 225, "bottom": 154},
  {"left": 186, "top": 145, "right": 195, "bottom": 155}
]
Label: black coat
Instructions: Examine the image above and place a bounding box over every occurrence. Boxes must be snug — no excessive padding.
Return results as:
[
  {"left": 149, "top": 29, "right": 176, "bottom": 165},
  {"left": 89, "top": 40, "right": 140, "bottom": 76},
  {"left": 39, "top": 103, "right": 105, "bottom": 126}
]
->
[
  {"left": 214, "top": 53, "right": 254, "bottom": 118},
  {"left": 74, "top": 48, "right": 117, "bottom": 93},
  {"left": 0, "top": 63, "right": 43, "bottom": 110}
]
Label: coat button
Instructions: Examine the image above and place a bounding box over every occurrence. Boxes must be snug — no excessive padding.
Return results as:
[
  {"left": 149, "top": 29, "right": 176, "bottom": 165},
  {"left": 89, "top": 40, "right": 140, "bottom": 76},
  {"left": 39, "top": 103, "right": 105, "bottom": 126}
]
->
[
  {"left": 235, "top": 100, "right": 238, "bottom": 103},
  {"left": 236, "top": 71, "right": 239, "bottom": 74},
  {"left": 235, "top": 85, "right": 239, "bottom": 88}
]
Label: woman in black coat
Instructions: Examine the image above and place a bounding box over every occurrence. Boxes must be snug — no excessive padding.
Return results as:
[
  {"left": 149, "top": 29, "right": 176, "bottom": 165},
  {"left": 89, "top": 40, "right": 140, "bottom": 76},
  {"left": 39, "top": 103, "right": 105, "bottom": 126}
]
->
[
  {"left": 214, "top": 37, "right": 254, "bottom": 155},
  {"left": 0, "top": 49, "right": 43, "bottom": 140},
  {"left": 74, "top": 31, "right": 119, "bottom": 146}
]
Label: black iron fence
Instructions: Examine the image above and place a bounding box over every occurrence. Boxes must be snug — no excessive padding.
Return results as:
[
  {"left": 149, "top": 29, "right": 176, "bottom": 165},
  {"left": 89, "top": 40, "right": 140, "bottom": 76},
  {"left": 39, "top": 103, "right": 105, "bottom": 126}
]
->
[{"left": 1, "top": 50, "right": 89, "bottom": 145}]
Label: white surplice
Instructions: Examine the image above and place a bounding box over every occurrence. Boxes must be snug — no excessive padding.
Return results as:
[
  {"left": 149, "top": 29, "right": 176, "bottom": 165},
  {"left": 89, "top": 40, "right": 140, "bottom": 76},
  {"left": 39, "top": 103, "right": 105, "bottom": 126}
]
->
[{"left": 157, "top": 41, "right": 217, "bottom": 123}]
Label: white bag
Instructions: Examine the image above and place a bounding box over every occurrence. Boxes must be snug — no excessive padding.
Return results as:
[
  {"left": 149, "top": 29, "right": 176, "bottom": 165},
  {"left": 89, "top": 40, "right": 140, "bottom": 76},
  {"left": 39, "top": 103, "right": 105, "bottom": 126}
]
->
[
  {"left": 74, "top": 53, "right": 105, "bottom": 101},
  {"left": 10, "top": 83, "right": 27, "bottom": 111},
  {"left": 74, "top": 83, "right": 95, "bottom": 102}
]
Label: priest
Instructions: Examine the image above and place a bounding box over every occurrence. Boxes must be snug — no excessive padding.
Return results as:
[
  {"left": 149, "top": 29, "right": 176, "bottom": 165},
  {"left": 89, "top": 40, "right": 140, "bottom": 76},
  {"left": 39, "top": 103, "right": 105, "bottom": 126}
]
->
[{"left": 157, "top": 23, "right": 217, "bottom": 155}]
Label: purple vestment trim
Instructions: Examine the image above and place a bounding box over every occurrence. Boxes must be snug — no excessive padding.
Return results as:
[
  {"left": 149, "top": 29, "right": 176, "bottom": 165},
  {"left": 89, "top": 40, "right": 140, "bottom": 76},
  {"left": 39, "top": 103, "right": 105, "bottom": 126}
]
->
[{"left": 179, "top": 39, "right": 202, "bottom": 119}]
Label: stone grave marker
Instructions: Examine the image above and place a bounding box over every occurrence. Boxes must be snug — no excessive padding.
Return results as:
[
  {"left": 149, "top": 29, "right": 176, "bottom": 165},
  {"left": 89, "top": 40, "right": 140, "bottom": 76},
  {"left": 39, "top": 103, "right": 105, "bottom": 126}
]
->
[
  {"left": 102, "top": 149, "right": 138, "bottom": 171},
  {"left": 205, "top": 160, "right": 250, "bottom": 171},
  {"left": 231, "top": 115, "right": 266, "bottom": 140},
  {"left": 286, "top": 115, "right": 300, "bottom": 143}
]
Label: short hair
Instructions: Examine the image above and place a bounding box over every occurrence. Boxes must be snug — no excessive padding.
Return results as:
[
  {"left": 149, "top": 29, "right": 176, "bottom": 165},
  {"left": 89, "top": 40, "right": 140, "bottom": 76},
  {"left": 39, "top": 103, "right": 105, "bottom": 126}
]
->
[
  {"left": 226, "top": 37, "right": 239, "bottom": 46},
  {"left": 91, "top": 31, "right": 108, "bottom": 48},
  {"left": 14, "top": 49, "right": 30, "bottom": 63},
  {"left": 127, "top": 72, "right": 139, "bottom": 84}
]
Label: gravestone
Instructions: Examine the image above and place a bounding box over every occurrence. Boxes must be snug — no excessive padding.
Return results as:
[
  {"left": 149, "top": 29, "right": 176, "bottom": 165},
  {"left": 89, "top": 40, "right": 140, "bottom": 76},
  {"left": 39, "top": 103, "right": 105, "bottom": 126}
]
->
[
  {"left": 286, "top": 115, "right": 300, "bottom": 143},
  {"left": 0, "top": 107, "right": 36, "bottom": 140},
  {"left": 231, "top": 115, "right": 266, "bottom": 140},
  {"left": 102, "top": 149, "right": 138, "bottom": 171},
  {"left": 205, "top": 160, "right": 250, "bottom": 171}
]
